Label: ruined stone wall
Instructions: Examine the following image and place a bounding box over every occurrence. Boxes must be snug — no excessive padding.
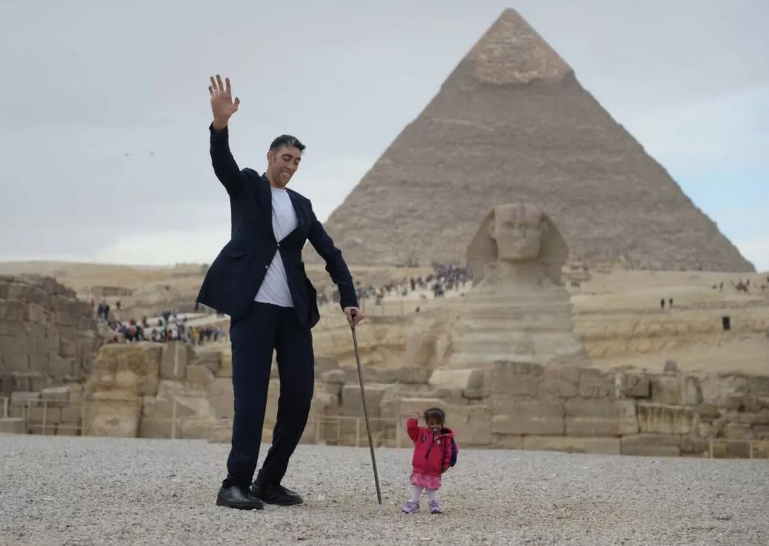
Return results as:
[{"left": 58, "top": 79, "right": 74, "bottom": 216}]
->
[
  {"left": 0, "top": 275, "right": 100, "bottom": 396},
  {"left": 423, "top": 362, "right": 769, "bottom": 459},
  {"left": 4, "top": 339, "right": 767, "bottom": 460}
]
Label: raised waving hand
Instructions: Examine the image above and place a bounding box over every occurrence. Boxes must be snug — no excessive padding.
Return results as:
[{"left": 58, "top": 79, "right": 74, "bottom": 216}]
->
[{"left": 209, "top": 75, "right": 240, "bottom": 130}]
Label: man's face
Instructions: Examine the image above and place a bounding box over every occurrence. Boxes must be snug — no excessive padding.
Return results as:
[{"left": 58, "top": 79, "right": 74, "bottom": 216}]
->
[{"left": 267, "top": 145, "right": 302, "bottom": 188}]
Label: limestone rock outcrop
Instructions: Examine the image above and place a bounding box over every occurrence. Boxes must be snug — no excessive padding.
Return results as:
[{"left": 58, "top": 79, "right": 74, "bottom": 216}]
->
[{"left": 0, "top": 275, "right": 100, "bottom": 396}]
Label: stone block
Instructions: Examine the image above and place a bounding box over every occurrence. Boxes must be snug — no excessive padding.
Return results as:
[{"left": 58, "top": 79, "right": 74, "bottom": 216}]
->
[
  {"left": 29, "top": 406, "right": 61, "bottom": 424},
  {"left": 41, "top": 386, "right": 70, "bottom": 407},
  {"left": 217, "top": 352, "right": 232, "bottom": 378},
  {"left": 0, "top": 418, "right": 26, "bottom": 434},
  {"left": 681, "top": 436, "right": 709, "bottom": 457},
  {"left": 727, "top": 411, "right": 769, "bottom": 425},
  {"left": 621, "top": 373, "right": 651, "bottom": 398},
  {"left": 356, "top": 367, "right": 399, "bottom": 384},
  {"left": 539, "top": 366, "right": 580, "bottom": 399},
  {"left": 680, "top": 376, "right": 703, "bottom": 406},
  {"left": 621, "top": 434, "right": 681, "bottom": 457},
  {"left": 491, "top": 361, "right": 543, "bottom": 398},
  {"left": 711, "top": 440, "right": 751, "bottom": 459},
  {"left": 524, "top": 436, "right": 621, "bottom": 455},
  {"left": 491, "top": 399, "right": 564, "bottom": 435},
  {"left": 28, "top": 373, "right": 49, "bottom": 393},
  {"left": 564, "top": 399, "right": 638, "bottom": 436},
  {"left": 754, "top": 425, "right": 769, "bottom": 440},
  {"left": 723, "top": 422, "right": 754, "bottom": 440},
  {"left": 342, "top": 383, "right": 390, "bottom": 418},
  {"left": 139, "top": 417, "right": 173, "bottom": 439},
  {"left": 578, "top": 368, "right": 615, "bottom": 398},
  {"left": 84, "top": 398, "right": 142, "bottom": 437},
  {"left": 10, "top": 391, "right": 40, "bottom": 406},
  {"left": 429, "top": 368, "right": 484, "bottom": 395},
  {"left": 60, "top": 405, "right": 81, "bottom": 424},
  {"left": 160, "top": 342, "right": 194, "bottom": 380},
  {"left": 447, "top": 404, "right": 492, "bottom": 446},
  {"left": 754, "top": 440, "right": 769, "bottom": 458},
  {"left": 749, "top": 376, "right": 769, "bottom": 397},
  {"left": 181, "top": 419, "right": 211, "bottom": 440},
  {"left": 651, "top": 375, "right": 680, "bottom": 405},
  {"left": 88, "top": 344, "right": 162, "bottom": 397},
  {"left": 206, "top": 378, "right": 234, "bottom": 421},
  {"left": 695, "top": 403, "right": 720, "bottom": 421},
  {"left": 186, "top": 365, "right": 215, "bottom": 386},
  {"left": 637, "top": 404, "right": 698, "bottom": 435},
  {"left": 398, "top": 398, "right": 446, "bottom": 418},
  {"left": 195, "top": 351, "right": 221, "bottom": 374},
  {"left": 207, "top": 423, "right": 232, "bottom": 443},
  {"left": 142, "top": 397, "right": 196, "bottom": 420},
  {"left": 0, "top": 300, "right": 28, "bottom": 321},
  {"left": 55, "top": 424, "right": 80, "bottom": 436},
  {"left": 397, "top": 367, "right": 433, "bottom": 385},
  {"left": 490, "top": 434, "right": 524, "bottom": 449},
  {"left": 699, "top": 373, "right": 750, "bottom": 407},
  {"left": 314, "top": 356, "right": 339, "bottom": 373},
  {"left": 321, "top": 369, "right": 345, "bottom": 384},
  {"left": 744, "top": 396, "right": 769, "bottom": 413}
]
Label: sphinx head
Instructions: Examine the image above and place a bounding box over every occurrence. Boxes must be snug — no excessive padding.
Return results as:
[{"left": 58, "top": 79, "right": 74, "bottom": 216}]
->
[{"left": 487, "top": 203, "right": 548, "bottom": 262}]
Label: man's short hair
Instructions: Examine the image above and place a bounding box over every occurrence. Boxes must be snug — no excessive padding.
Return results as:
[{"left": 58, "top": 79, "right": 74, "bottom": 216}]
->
[{"left": 270, "top": 135, "right": 305, "bottom": 152}]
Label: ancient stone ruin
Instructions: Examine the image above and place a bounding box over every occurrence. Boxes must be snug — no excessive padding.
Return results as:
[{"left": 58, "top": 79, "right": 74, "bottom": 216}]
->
[
  {"left": 313, "top": 8, "right": 754, "bottom": 272},
  {"left": 0, "top": 275, "right": 99, "bottom": 395},
  {"left": 0, "top": 275, "right": 102, "bottom": 434}
]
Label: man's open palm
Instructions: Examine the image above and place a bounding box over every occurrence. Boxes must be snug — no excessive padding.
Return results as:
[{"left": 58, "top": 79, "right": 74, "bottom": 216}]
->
[{"left": 209, "top": 74, "right": 240, "bottom": 127}]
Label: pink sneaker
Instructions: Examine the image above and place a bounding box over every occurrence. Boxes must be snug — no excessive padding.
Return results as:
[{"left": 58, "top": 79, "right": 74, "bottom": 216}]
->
[
  {"left": 402, "top": 500, "right": 419, "bottom": 514},
  {"left": 428, "top": 500, "right": 442, "bottom": 514}
]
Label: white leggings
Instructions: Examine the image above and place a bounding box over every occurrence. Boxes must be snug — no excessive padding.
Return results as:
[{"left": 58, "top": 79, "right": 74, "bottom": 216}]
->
[{"left": 410, "top": 486, "right": 437, "bottom": 503}]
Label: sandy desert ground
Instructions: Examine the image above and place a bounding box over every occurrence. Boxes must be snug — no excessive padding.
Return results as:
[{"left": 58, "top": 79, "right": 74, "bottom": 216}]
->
[{"left": 1, "top": 435, "right": 767, "bottom": 546}]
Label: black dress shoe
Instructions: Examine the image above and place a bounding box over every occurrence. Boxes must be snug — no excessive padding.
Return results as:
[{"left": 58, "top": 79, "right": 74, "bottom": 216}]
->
[
  {"left": 216, "top": 485, "right": 264, "bottom": 510},
  {"left": 250, "top": 483, "right": 303, "bottom": 506}
]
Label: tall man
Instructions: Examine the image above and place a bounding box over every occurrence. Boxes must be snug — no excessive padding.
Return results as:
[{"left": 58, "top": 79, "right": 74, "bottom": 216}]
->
[{"left": 197, "top": 75, "right": 364, "bottom": 510}]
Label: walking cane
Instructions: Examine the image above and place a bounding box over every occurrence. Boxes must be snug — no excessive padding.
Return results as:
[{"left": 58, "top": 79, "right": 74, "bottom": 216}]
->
[{"left": 350, "top": 310, "right": 383, "bottom": 507}]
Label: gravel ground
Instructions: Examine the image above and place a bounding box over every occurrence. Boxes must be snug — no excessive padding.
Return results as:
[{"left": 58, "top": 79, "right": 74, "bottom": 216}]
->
[{"left": 1, "top": 436, "right": 768, "bottom": 546}]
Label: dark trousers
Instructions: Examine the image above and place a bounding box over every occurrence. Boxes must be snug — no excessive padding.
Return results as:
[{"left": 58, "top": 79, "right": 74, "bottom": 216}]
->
[{"left": 223, "top": 302, "right": 314, "bottom": 489}]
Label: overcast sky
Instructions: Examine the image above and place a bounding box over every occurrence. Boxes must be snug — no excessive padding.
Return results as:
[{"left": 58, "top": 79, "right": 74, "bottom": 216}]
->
[{"left": 1, "top": 0, "right": 767, "bottom": 270}]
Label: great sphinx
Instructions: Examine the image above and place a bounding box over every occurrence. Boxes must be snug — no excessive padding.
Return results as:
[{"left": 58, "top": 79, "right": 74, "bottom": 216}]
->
[{"left": 436, "top": 203, "right": 590, "bottom": 370}]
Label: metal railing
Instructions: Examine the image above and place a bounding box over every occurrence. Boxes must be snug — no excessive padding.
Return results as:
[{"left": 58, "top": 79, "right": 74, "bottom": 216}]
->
[{"left": 1, "top": 395, "right": 765, "bottom": 459}]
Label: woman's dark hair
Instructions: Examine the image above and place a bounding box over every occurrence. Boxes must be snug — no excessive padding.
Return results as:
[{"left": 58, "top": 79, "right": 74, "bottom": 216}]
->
[{"left": 423, "top": 407, "right": 445, "bottom": 424}]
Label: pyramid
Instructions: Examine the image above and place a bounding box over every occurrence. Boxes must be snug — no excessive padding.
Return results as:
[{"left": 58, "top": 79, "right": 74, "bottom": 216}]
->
[{"left": 313, "top": 9, "right": 754, "bottom": 272}]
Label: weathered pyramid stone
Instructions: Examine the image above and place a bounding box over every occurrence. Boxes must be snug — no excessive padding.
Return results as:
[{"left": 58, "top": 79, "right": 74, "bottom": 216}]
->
[{"left": 315, "top": 8, "right": 754, "bottom": 272}]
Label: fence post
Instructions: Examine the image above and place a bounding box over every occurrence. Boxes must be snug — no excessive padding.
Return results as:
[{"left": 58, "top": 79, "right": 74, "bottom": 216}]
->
[
  {"left": 355, "top": 418, "right": 360, "bottom": 447},
  {"left": 171, "top": 342, "right": 179, "bottom": 440},
  {"left": 42, "top": 399, "right": 48, "bottom": 436}
]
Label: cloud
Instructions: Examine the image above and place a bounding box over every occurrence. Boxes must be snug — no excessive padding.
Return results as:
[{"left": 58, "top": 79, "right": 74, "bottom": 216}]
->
[{"left": 92, "top": 225, "right": 232, "bottom": 266}]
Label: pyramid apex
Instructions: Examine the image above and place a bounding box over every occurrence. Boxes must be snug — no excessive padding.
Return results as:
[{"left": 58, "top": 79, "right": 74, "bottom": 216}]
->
[{"left": 465, "top": 8, "right": 572, "bottom": 85}]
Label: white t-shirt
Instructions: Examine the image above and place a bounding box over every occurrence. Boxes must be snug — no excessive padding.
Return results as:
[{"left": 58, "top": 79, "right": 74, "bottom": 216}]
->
[{"left": 254, "top": 187, "right": 298, "bottom": 307}]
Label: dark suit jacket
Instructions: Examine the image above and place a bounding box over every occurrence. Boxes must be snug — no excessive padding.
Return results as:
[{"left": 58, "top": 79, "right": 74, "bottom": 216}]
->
[{"left": 195, "top": 124, "right": 358, "bottom": 329}]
